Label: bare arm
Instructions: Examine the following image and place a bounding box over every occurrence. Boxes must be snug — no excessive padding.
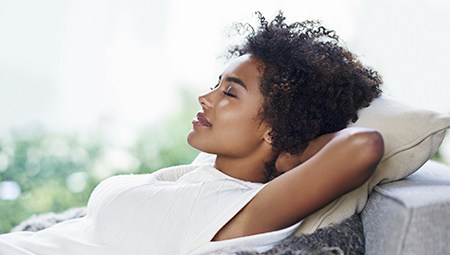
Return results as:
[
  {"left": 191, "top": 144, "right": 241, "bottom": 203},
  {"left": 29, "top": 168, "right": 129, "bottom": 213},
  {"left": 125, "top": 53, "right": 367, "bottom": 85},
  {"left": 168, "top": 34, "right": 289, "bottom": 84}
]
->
[
  {"left": 274, "top": 131, "right": 340, "bottom": 175},
  {"left": 242, "top": 127, "right": 384, "bottom": 236}
]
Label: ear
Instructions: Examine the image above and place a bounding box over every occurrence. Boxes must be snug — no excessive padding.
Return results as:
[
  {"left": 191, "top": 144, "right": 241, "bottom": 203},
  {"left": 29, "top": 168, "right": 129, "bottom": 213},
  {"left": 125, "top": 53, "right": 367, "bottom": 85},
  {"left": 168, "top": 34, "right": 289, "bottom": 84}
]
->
[{"left": 263, "top": 129, "right": 272, "bottom": 145}]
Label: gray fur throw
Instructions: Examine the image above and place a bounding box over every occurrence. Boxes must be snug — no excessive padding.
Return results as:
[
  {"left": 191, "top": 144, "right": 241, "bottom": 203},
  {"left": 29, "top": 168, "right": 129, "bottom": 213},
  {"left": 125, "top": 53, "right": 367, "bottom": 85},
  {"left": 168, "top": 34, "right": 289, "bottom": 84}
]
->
[
  {"left": 12, "top": 208, "right": 364, "bottom": 255},
  {"left": 237, "top": 214, "right": 364, "bottom": 255},
  {"left": 11, "top": 207, "right": 87, "bottom": 233}
]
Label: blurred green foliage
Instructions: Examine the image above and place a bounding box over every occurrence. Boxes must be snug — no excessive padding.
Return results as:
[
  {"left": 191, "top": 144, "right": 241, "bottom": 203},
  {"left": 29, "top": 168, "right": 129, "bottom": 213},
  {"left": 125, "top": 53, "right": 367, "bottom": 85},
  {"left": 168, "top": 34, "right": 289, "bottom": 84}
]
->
[{"left": 0, "top": 87, "right": 200, "bottom": 233}]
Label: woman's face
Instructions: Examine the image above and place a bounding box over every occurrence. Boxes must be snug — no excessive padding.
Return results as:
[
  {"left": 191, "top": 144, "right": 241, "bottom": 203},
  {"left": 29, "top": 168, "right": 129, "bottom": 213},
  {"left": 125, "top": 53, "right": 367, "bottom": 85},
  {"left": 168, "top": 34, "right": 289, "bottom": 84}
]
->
[{"left": 187, "top": 54, "right": 270, "bottom": 158}]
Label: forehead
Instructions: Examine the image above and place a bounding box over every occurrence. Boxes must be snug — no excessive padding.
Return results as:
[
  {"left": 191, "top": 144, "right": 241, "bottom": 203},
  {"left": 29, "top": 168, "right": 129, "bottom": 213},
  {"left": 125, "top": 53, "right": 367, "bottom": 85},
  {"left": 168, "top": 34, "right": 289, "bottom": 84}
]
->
[
  {"left": 224, "top": 54, "right": 263, "bottom": 75},
  {"left": 222, "top": 54, "right": 264, "bottom": 91}
]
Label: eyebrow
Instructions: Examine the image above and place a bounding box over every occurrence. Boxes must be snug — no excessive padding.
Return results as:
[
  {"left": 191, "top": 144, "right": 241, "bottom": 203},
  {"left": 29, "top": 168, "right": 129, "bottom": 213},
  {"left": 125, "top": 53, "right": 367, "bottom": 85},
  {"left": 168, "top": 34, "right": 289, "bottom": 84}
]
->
[{"left": 218, "top": 75, "right": 248, "bottom": 91}]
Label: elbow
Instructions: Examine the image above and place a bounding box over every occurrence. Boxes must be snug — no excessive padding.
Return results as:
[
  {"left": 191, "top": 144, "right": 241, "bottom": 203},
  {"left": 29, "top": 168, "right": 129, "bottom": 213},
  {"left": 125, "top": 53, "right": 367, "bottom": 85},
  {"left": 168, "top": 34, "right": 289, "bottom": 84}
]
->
[{"left": 348, "top": 129, "right": 384, "bottom": 177}]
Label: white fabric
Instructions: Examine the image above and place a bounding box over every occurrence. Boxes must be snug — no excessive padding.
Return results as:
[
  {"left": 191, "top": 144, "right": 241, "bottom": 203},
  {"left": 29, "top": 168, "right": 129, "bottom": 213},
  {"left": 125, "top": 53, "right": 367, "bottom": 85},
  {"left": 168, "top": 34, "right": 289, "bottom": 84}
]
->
[{"left": 0, "top": 164, "right": 300, "bottom": 255}]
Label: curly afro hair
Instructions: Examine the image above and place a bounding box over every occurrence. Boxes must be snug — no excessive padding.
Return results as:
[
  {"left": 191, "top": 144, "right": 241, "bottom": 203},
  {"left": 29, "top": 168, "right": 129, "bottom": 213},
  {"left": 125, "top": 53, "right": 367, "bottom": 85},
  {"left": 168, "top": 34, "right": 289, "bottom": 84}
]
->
[{"left": 228, "top": 11, "right": 382, "bottom": 156}]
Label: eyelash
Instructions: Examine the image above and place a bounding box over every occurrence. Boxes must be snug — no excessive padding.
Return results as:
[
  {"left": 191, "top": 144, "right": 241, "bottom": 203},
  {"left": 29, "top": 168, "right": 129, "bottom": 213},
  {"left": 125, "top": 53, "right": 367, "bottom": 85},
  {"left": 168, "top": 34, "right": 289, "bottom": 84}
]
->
[
  {"left": 223, "top": 90, "right": 236, "bottom": 98},
  {"left": 210, "top": 83, "right": 237, "bottom": 98}
]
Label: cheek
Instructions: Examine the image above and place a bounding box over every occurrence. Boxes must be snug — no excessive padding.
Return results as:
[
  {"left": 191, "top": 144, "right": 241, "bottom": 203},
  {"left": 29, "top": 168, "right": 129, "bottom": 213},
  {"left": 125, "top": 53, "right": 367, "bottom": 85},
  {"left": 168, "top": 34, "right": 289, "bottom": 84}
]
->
[{"left": 219, "top": 111, "right": 265, "bottom": 143}]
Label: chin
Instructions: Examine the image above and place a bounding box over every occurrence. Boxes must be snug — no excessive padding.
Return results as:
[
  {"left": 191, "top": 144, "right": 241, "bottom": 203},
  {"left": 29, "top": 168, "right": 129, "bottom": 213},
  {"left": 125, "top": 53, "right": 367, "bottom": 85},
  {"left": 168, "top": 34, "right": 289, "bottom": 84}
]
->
[
  {"left": 187, "top": 132, "right": 203, "bottom": 151},
  {"left": 186, "top": 131, "right": 196, "bottom": 147},
  {"left": 187, "top": 131, "right": 222, "bottom": 155},
  {"left": 187, "top": 137, "right": 215, "bottom": 155}
]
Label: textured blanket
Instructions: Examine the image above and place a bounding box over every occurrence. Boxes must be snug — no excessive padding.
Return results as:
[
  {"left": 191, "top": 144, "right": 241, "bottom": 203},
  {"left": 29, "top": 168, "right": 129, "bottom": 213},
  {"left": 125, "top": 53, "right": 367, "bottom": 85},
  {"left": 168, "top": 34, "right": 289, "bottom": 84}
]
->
[
  {"left": 12, "top": 208, "right": 364, "bottom": 255},
  {"left": 237, "top": 214, "right": 364, "bottom": 255}
]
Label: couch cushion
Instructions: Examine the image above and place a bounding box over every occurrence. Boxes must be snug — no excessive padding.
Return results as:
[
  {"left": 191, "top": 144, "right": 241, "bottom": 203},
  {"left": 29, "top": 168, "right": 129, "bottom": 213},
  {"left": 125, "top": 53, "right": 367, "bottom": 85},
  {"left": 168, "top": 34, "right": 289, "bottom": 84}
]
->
[{"left": 361, "top": 160, "right": 450, "bottom": 255}]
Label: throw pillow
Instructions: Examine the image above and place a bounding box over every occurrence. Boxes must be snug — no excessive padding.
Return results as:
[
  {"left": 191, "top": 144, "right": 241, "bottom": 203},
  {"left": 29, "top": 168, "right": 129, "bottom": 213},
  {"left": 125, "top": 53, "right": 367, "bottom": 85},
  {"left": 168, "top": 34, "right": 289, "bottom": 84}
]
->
[{"left": 296, "top": 95, "right": 450, "bottom": 234}]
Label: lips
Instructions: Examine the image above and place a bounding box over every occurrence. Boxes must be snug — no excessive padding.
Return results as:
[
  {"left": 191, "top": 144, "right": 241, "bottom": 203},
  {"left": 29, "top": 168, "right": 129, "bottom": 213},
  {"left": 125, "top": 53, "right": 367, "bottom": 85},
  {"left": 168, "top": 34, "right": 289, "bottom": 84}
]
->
[{"left": 194, "top": 112, "right": 212, "bottom": 127}]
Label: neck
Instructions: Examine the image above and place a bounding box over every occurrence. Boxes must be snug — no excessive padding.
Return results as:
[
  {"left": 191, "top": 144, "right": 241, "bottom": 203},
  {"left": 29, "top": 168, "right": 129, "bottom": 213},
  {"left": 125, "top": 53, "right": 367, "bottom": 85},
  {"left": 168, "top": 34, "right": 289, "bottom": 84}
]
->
[{"left": 214, "top": 151, "right": 273, "bottom": 183}]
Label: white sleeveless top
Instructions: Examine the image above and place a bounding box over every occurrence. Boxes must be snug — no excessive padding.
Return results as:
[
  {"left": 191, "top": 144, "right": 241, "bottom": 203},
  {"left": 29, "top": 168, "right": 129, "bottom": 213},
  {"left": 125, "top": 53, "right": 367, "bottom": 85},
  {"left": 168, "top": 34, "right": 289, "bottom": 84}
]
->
[{"left": 0, "top": 164, "right": 300, "bottom": 255}]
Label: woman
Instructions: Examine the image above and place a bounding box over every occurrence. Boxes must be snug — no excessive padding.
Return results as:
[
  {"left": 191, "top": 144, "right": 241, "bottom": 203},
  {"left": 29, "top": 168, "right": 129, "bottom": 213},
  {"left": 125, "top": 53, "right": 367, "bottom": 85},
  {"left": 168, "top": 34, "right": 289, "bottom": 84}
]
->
[{"left": 0, "top": 12, "right": 383, "bottom": 254}]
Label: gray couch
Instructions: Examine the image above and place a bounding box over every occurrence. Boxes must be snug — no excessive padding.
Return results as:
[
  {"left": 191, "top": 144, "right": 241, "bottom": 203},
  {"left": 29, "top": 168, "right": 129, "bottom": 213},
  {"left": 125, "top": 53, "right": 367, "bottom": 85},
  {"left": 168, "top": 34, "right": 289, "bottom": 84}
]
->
[{"left": 362, "top": 160, "right": 450, "bottom": 255}]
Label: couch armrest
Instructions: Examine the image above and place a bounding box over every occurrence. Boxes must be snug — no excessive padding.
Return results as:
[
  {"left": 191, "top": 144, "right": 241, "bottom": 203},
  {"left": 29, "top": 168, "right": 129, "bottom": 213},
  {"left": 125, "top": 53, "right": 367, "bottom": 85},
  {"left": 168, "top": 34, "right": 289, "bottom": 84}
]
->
[{"left": 361, "top": 160, "right": 450, "bottom": 255}]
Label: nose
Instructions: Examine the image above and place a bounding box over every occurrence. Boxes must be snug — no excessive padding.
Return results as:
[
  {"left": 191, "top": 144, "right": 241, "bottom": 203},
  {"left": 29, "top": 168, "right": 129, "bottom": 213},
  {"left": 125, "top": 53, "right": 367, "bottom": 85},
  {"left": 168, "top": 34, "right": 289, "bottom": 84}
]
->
[{"left": 198, "top": 90, "right": 214, "bottom": 109}]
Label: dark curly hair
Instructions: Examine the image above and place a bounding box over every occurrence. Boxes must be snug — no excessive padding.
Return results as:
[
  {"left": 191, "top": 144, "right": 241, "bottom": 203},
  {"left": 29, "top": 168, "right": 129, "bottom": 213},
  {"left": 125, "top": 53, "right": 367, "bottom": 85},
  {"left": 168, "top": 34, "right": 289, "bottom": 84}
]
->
[{"left": 228, "top": 11, "right": 382, "bottom": 160}]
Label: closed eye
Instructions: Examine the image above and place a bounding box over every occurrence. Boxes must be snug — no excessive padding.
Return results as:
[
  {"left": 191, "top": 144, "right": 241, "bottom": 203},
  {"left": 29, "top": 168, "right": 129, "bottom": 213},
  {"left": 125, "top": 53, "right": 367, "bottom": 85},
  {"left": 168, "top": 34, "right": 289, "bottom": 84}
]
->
[
  {"left": 223, "top": 86, "right": 237, "bottom": 98},
  {"left": 210, "top": 75, "right": 238, "bottom": 98},
  {"left": 223, "top": 90, "right": 236, "bottom": 97}
]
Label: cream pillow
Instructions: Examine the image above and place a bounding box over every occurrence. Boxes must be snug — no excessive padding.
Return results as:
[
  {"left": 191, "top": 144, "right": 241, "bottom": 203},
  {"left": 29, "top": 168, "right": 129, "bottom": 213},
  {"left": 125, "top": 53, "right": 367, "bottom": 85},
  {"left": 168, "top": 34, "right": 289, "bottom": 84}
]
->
[
  {"left": 295, "top": 95, "right": 450, "bottom": 234},
  {"left": 191, "top": 95, "right": 450, "bottom": 234}
]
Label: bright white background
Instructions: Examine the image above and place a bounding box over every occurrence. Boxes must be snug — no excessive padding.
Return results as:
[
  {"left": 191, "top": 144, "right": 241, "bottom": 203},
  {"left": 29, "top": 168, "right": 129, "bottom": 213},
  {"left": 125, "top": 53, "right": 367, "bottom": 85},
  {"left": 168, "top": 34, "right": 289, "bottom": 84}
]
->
[{"left": 1, "top": 0, "right": 450, "bottom": 160}]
